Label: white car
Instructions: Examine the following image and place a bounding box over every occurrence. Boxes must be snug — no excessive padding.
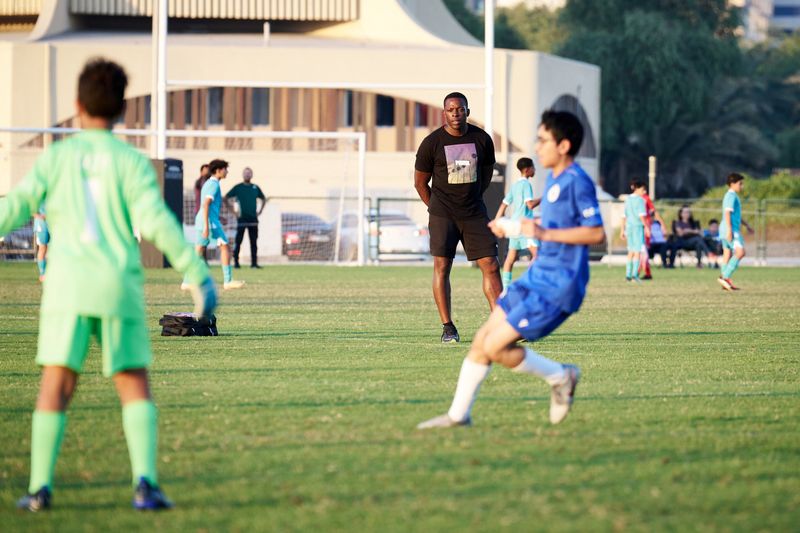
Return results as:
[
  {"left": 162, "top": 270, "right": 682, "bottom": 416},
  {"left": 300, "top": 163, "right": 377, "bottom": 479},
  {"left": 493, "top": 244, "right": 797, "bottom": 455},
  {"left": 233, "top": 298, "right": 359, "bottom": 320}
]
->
[{"left": 335, "top": 210, "right": 429, "bottom": 261}]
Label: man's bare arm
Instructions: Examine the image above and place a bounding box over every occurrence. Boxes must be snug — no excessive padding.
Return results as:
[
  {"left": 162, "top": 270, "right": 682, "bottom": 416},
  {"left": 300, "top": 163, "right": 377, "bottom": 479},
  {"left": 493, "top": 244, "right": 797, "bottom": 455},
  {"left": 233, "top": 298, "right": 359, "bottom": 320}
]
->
[{"left": 414, "top": 170, "right": 432, "bottom": 206}]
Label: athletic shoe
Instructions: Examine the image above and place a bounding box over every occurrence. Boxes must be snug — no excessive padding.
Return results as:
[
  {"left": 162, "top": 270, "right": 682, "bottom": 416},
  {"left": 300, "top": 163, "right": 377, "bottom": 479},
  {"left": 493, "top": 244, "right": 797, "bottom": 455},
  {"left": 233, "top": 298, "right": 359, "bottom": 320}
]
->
[
  {"left": 441, "top": 324, "right": 460, "bottom": 343},
  {"left": 17, "top": 486, "right": 51, "bottom": 512},
  {"left": 251, "top": 264, "right": 262, "bottom": 269},
  {"left": 416, "top": 413, "right": 471, "bottom": 430},
  {"left": 550, "top": 364, "right": 581, "bottom": 425},
  {"left": 717, "top": 277, "right": 733, "bottom": 291},
  {"left": 38, "top": 275, "right": 45, "bottom": 283},
  {"left": 233, "top": 263, "right": 241, "bottom": 269},
  {"left": 223, "top": 280, "right": 246, "bottom": 290},
  {"left": 631, "top": 277, "right": 641, "bottom": 284},
  {"left": 625, "top": 277, "right": 632, "bottom": 283},
  {"left": 642, "top": 274, "right": 653, "bottom": 280},
  {"left": 133, "top": 477, "right": 173, "bottom": 511},
  {"left": 727, "top": 278, "right": 740, "bottom": 290}
]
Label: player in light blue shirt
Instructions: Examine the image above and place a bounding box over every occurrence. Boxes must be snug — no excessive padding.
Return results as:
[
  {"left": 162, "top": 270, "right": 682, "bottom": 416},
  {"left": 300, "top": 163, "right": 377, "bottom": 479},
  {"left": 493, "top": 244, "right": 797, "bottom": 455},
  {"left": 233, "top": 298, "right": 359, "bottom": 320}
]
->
[
  {"left": 620, "top": 179, "right": 650, "bottom": 283},
  {"left": 33, "top": 205, "right": 49, "bottom": 281},
  {"left": 494, "top": 157, "right": 541, "bottom": 289},
  {"left": 183, "top": 159, "right": 244, "bottom": 290},
  {"left": 418, "top": 110, "right": 605, "bottom": 429},
  {"left": 718, "top": 172, "right": 752, "bottom": 291}
]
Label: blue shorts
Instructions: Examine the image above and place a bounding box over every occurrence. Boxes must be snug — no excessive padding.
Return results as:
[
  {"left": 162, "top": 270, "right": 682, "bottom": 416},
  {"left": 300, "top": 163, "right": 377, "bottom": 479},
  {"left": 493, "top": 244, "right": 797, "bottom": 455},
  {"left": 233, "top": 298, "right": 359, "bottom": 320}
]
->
[
  {"left": 626, "top": 226, "right": 644, "bottom": 253},
  {"left": 195, "top": 221, "right": 228, "bottom": 247},
  {"left": 508, "top": 236, "right": 540, "bottom": 251},
  {"left": 498, "top": 282, "right": 571, "bottom": 342},
  {"left": 34, "top": 218, "right": 50, "bottom": 246},
  {"left": 721, "top": 232, "right": 744, "bottom": 250}
]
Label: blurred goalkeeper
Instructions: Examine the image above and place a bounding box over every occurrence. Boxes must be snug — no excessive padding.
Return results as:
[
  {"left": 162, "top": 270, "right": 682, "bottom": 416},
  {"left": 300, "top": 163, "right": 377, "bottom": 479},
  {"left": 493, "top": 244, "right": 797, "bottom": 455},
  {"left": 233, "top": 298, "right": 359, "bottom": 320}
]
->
[
  {"left": 0, "top": 58, "right": 216, "bottom": 512},
  {"left": 418, "top": 110, "right": 604, "bottom": 430}
]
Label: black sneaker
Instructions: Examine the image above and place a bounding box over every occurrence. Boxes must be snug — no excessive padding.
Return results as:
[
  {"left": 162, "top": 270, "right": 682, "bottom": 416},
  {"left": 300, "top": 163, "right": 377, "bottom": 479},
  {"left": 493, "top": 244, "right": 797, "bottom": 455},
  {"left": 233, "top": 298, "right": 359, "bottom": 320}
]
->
[
  {"left": 133, "top": 477, "right": 173, "bottom": 511},
  {"left": 234, "top": 263, "right": 241, "bottom": 269},
  {"left": 251, "top": 264, "right": 262, "bottom": 269},
  {"left": 441, "top": 324, "right": 460, "bottom": 343},
  {"left": 17, "top": 486, "right": 51, "bottom": 512}
]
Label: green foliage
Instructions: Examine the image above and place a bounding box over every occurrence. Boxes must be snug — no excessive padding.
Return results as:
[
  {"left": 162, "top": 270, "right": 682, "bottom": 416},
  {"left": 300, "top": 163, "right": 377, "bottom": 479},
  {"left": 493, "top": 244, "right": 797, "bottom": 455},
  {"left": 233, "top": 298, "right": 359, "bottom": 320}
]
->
[
  {"left": 777, "top": 128, "right": 800, "bottom": 168},
  {"left": 702, "top": 171, "right": 800, "bottom": 201},
  {"left": 1, "top": 264, "right": 799, "bottom": 530}
]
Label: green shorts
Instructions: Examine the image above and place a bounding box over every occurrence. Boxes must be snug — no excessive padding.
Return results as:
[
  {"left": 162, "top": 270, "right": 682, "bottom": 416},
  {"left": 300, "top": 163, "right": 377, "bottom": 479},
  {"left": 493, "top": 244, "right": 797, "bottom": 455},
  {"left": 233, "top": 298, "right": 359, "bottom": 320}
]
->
[
  {"left": 37, "top": 313, "right": 152, "bottom": 377},
  {"left": 626, "top": 225, "right": 645, "bottom": 253}
]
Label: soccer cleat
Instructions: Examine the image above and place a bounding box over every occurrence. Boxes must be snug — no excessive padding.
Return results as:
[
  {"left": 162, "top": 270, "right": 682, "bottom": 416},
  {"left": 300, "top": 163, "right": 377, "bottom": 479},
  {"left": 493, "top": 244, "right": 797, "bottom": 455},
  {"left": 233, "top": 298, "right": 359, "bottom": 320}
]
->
[
  {"left": 416, "top": 413, "right": 471, "bottom": 430},
  {"left": 717, "top": 277, "right": 733, "bottom": 291},
  {"left": 233, "top": 263, "right": 241, "bottom": 269},
  {"left": 251, "top": 264, "right": 262, "bottom": 269},
  {"left": 642, "top": 274, "right": 653, "bottom": 280},
  {"left": 133, "top": 477, "right": 173, "bottom": 511},
  {"left": 549, "top": 364, "right": 581, "bottom": 425},
  {"left": 38, "top": 275, "right": 45, "bottom": 283},
  {"left": 727, "top": 279, "right": 740, "bottom": 290},
  {"left": 625, "top": 277, "right": 632, "bottom": 283},
  {"left": 441, "top": 324, "right": 460, "bottom": 343},
  {"left": 223, "top": 280, "right": 246, "bottom": 290},
  {"left": 180, "top": 282, "right": 191, "bottom": 291},
  {"left": 17, "top": 486, "right": 51, "bottom": 512}
]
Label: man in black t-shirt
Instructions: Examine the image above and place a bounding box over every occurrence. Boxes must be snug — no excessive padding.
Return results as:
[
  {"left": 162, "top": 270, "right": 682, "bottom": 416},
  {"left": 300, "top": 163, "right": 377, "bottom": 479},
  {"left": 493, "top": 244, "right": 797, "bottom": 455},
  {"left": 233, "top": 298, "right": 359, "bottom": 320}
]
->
[{"left": 414, "top": 92, "right": 502, "bottom": 343}]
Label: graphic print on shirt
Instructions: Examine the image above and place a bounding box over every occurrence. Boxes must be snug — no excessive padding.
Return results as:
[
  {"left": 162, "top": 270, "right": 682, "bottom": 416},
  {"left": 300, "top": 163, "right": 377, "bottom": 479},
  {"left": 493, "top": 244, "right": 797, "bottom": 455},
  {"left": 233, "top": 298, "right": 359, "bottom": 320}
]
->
[{"left": 444, "top": 143, "right": 478, "bottom": 184}]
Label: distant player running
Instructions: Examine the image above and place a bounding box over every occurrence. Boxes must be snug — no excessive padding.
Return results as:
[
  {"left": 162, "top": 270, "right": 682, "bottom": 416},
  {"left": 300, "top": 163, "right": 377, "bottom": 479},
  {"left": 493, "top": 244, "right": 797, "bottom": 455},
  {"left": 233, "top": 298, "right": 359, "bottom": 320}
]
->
[
  {"left": 0, "top": 58, "right": 217, "bottom": 512},
  {"left": 183, "top": 159, "right": 245, "bottom": 290},
  {"left": 718, "top": 173, "right": 753, "bottom": 291},
  {"left": 33, "top": 205, "right": 49, "bottom": 281},
  {"left": 621, "top": 180, "right": 650, "bottom": 283},
  {"left": 417, "top": 110, "right": 605, "bottom": 429},
  {"left": 494, "top": 157, "right": 541, "bottom": 289}
]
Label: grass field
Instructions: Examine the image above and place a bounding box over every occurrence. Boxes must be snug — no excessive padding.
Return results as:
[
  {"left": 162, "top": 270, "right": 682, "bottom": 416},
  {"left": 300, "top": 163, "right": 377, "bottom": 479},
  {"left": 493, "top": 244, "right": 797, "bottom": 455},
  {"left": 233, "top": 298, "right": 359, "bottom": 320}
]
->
[{"left": 1, "top": 262, "right": 799, "bottom": 532}]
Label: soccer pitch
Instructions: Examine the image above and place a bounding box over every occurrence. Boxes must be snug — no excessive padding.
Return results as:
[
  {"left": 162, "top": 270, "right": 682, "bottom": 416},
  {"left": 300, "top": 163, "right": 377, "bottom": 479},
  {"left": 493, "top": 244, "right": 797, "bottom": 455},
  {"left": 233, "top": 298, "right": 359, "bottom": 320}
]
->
[{"left": 1, "top": 263, "right": 798, "bottom": 531}]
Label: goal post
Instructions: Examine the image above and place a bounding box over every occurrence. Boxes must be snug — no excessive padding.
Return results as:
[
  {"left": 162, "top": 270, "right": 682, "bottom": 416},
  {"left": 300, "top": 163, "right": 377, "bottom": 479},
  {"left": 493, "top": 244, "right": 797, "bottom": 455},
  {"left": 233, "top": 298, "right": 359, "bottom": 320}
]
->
[{"left": 0, "top": 127, "right": 368, "bottom": 266}]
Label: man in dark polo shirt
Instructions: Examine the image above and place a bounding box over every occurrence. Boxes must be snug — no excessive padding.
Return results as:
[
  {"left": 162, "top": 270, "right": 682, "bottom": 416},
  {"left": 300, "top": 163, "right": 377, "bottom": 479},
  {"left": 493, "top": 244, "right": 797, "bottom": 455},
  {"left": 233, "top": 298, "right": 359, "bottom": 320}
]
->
[
  {"left": 225, "top": 167, "right": 266, "bottom": 268},
  {"left": 414, "top": 92, "right": 502, "bottom": 343}
]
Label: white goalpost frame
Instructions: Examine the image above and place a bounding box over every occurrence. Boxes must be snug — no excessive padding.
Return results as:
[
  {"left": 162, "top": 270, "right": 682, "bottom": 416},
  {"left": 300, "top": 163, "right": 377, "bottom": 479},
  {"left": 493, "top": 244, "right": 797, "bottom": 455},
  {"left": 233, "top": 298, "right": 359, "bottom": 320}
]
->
[
  {"left": 0, "top": 126, "right": 368, "bottom": 265},
  {"left": 150, "top": 0, "right": 496, "bottom": 265}
]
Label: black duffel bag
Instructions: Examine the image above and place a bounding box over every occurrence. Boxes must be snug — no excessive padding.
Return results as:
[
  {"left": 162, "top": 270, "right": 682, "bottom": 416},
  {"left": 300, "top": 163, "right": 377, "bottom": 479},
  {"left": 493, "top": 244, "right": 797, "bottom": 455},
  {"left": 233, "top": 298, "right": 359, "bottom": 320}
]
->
[{"left": 159, "top": 312, "right": 218, "bottom": 337}]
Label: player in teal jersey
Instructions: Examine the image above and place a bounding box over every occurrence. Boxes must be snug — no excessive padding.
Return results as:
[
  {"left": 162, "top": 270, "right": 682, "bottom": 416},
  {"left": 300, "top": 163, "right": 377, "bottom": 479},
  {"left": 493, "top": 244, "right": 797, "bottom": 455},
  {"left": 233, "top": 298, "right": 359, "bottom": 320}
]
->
[
  {"left": 620, "top": 179, "right": 650, "bottom": 282},
  {"left": 718, "top": 173, "right": 753, "bottom": 291},
  {"left": 494, "top": 157, "right": 541, "bottom": 289},
  {"left": 0, "top": 58, "right": 217, "bottom": 512},
  {"left": 32, "top": 205, "right": 49, "bottom": 281},
  {"left": 183, "top": 159, "right": 245, "bottom": 290}
]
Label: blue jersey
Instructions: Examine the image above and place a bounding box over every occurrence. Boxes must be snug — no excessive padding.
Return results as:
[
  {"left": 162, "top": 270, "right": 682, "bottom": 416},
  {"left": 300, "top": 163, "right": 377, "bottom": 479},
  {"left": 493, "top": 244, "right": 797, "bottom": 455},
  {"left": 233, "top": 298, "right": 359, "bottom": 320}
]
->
[
  {"left": 197, "top": 177, "right": 222, "bottom": 223},
  {"left": 719, "top": 189, "right": 741, "bottom": 236},
  {"left": 503, "top": 178, "right": 534, "bottom": 221},
  {"left": 516, "top": 162, "right": 602, "bottom": 313},
  {"left": 623, "top": 194, "right": 646, "bottom": 230}
]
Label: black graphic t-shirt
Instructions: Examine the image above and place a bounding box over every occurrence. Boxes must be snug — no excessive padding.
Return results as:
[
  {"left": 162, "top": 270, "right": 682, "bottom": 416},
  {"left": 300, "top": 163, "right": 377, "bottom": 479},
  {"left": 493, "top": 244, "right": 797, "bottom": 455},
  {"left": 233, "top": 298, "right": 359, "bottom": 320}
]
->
[{"left": 415, "top": 125, "right": 496, "bottom": 220}]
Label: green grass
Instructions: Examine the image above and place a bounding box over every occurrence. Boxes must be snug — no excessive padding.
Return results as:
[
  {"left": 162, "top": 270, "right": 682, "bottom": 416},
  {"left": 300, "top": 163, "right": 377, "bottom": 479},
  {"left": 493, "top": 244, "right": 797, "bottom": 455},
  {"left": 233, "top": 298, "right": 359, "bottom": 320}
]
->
[{"left": 1, "top": 263, "right": 799, "bottom": 532}]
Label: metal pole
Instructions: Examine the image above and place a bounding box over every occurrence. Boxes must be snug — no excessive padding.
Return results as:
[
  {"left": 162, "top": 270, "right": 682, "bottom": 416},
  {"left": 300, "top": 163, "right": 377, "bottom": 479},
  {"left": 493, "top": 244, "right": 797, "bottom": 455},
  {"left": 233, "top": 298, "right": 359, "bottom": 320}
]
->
[
  {"left": 648, "top": 155, "right": 656, "bottom": 200},
  {"left": 357, "top": 132, "right": 367, "bottom": 266},
  {"left": 484, "top": 0, "right": 494, "bottom": 139},
  {"left": 155, "top": 0, "right": 167, "bottom": 160}
]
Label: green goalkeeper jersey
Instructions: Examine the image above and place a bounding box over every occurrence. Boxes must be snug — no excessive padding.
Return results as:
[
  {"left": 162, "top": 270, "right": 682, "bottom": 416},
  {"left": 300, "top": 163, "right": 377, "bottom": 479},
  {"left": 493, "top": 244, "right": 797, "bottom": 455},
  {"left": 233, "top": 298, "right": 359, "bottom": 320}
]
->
[{"left": 0, "top": 129, "right": 208, "bottom": 318}]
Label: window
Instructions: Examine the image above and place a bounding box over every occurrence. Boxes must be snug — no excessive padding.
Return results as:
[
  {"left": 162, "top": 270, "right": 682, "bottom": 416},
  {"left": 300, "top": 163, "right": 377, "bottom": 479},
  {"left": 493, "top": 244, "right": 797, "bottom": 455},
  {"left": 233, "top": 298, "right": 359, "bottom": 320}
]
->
[
  {"left": 376, "top": 95, "right": 394, "bottom": 127},
  {"left": 143, "top": 95, "right": 151, "bottom": 125},
  {"left": 207, "top": 88, "right": 223, "bottom": 125},
  {"left": 341, "top": 90, "right": 353, "bottom": 127},
  {"left": 184, "top": 91, "right": 193, "bottom": 124},
  {"left": 414, "top": 103, "right": 428, "bottom": 127},
  {"left": 252, "top": 88, "right": 270, "bottom": 125}
]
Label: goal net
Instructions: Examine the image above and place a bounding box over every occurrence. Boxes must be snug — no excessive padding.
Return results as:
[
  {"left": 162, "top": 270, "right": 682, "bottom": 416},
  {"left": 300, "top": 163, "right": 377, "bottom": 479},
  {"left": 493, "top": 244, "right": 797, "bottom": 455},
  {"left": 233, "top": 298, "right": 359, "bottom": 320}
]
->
[{"left": 0, "top": 128, "right": 367, "bottom": 265}]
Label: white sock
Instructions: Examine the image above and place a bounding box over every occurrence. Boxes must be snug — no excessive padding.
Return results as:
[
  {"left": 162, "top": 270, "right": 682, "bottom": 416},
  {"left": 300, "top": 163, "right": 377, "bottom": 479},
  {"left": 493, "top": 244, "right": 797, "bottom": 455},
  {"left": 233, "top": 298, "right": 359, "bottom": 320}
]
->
[
  {"left": 447, "top": 358, "right": 491, "bottom": 422},
  {"left": 512, "top": 347, "right": 565, "bottom": 385}
]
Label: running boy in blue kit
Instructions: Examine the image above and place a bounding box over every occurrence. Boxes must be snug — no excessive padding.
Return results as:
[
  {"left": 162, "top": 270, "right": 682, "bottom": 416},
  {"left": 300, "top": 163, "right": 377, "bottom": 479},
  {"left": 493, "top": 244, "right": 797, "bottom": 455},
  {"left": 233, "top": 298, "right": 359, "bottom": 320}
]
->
[
  {"left": 182, "top": 159, "right": 245, "bottom": 290},
  {"left": 0, "top": 58, "right": 217, "bottom": 511},
  {"left": 417, "top": 110, "right": 605, "bottom": 429},
  {"left": 621, "top": 179, "right": 650, "bottom": 283},
  {"left": 494, "top": 157, "right": 541, "bottom": 289},
  {"left": 718, "top": 172, "right": 753, "bottom": 291}
]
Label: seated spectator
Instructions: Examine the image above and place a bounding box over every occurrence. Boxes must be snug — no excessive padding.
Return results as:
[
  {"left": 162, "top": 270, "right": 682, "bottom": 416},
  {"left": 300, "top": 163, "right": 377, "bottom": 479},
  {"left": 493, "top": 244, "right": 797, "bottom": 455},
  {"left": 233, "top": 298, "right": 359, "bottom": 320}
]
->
[
  {"left": 669, "top": 205, "right": 710, "bottom": 268},
  {"left": 648, "top": 220, "right": 669, "bottom": 267},
  {"left": 703, "top": 218, "right": 723, "bottom": 268}
]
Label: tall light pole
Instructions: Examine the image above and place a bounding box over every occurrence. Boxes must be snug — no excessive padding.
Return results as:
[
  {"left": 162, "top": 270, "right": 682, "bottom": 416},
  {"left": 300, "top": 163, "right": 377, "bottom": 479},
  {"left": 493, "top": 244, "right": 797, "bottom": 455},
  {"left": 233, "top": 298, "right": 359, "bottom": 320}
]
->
[
  {"left": 152, "top": 0, "right": 168, "bottom": 159},
  {"left": 484, "top": 0, "right": 494, "bottom": 140}
]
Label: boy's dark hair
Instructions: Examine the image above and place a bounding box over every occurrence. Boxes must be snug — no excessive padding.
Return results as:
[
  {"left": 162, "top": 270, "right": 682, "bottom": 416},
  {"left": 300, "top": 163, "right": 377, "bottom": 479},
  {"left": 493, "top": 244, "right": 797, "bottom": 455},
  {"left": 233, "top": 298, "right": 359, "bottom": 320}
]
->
[
  {"left": 77, "top": 58, "right": 128, "bottom": 120},
  {"left": 443, "top": 92, "right": 468, "bottom": 108},
  {"left": 540, "top": 110, "right": 583, "bottom": 157},
  {"left": 200, "top": 164, "right": 209, "bottom": 171},
  {"left": 630, "top": 178, "right": 646, "bottom": 191},
  {"left": 727, "top": 172, "right": 745, "bottom": 186},
  {"left": 208, "top": 159, "right": 229, "bottom": 175},
  {"left": 708, "top": 218, "right": 719, "bottom": 225},
  {"left": 516, "top": 157, "right": 534, "bottom": 171}
]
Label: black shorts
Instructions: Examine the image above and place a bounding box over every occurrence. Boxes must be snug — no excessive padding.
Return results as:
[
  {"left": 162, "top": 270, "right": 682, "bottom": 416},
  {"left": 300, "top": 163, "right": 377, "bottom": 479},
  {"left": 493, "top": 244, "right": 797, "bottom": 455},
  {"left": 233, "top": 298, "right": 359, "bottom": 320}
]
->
[{"left": 429, "top": 213, "right": 497, "bottom": 261}]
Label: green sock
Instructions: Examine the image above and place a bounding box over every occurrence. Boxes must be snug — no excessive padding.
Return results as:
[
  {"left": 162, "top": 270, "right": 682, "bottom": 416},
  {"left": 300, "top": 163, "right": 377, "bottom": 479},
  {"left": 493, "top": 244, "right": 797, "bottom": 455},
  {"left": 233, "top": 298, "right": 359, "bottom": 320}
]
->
[
  {"left": 222, "top": 265, "right": 232, "bottom": 284},
  {"left": 626, "top": 260, "right": 632, "bottom": 278},
  {"left": 28, "top": 411, "right": 67, "bottom": 493},
  {"left": 501, "top": 271, "right": 512, "bottom": 288},
  {"left": 122, "top": 400, "right": 158, "bottom": 486},
  {"left": 722, "top": 256, "right": 740, "bottom": 279},
  {"left": 37, "top": 259, "right": 46, "bottom": 276},
  {"left": 632, "top": 259, "right": 640, "bottom": 279}
]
